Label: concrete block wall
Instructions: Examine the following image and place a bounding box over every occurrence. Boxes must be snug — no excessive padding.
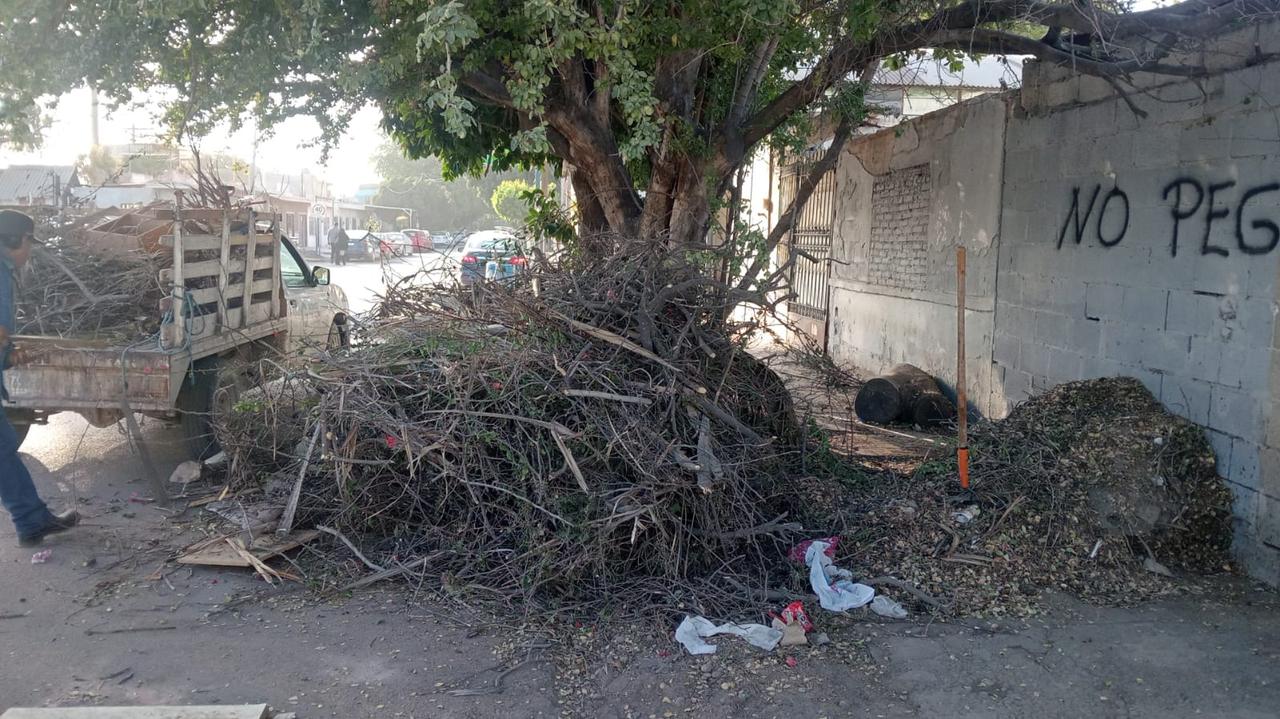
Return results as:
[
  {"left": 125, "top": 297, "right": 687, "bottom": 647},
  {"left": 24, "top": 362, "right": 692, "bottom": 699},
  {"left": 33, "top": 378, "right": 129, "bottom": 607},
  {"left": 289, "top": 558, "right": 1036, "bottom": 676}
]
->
[
  {"left": 823, "top": 21, "right": 1280, "bottom": 584},
  {"left": 828, "top": 95, "right": 1008, "bottom": 415},
  {"left": 997, "top": 29, "right": 1280, "bottom": 584}
]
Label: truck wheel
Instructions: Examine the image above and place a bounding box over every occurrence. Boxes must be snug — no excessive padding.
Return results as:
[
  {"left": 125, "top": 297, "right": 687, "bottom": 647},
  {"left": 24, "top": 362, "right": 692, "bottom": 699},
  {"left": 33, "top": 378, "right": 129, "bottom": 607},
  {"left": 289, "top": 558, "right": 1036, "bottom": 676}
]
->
[
  {"left": 178, "top": 356, "right": 245, "bottom": 460},
  {"left": 327, "top": 318, "right": 350, "bottom": 351}
]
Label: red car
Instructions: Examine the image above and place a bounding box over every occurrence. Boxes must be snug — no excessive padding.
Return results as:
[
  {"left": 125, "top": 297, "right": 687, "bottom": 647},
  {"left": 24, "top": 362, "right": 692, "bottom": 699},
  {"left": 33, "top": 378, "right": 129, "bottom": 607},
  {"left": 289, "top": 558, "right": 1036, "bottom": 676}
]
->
[{"left": 402, "top": 228, "right": 433, "bottom": 253}]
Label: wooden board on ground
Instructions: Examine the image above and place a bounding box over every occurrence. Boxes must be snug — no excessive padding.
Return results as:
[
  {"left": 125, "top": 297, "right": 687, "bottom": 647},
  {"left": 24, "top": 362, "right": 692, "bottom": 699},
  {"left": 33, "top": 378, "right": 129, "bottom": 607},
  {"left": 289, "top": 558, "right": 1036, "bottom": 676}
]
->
[
  {"left": 177, "top": 529, "right": 321, "bottom": 568},
  {"left": 1, "top": 706, "right": 268, "bottom": 719}
]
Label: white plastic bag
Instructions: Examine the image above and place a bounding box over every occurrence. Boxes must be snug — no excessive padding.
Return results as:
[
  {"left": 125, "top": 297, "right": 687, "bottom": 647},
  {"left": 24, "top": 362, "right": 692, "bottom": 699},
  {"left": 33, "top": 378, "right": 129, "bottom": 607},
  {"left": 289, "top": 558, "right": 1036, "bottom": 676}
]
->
[
  {"left": 804, "top": 540, "right": 874, "bottom": 612},
  {"left": 870, "top": 595, "right": 908, "bottom": 619},
  {"left": 675, "top": 615, "right": 784, "bottom": 655}
]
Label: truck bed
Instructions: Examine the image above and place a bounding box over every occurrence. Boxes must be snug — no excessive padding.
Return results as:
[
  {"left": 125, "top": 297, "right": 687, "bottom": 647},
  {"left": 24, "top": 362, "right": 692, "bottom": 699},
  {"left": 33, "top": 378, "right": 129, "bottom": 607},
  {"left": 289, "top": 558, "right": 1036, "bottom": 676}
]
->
[{"left": 6, "top": 319, "right": 287, "bottom": 417}]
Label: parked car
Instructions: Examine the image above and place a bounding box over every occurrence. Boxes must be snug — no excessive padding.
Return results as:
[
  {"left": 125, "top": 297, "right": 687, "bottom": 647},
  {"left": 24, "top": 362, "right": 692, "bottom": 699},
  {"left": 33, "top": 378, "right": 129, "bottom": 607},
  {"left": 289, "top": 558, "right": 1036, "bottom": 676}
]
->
[
  {"left": 402, "top": 228, "right": 433, "bottom": 253},
  {"left": 458, "top": 230, "right": 526, "bottom": 286},
  {"left": 346, "top": 229, "right": 379, "bottom": 261},
  {"left": 376, "top": 231, "right": 414, "bottom": 257},
  {"left": 430, "top": 231, "right": 455, "bottom": 251}
]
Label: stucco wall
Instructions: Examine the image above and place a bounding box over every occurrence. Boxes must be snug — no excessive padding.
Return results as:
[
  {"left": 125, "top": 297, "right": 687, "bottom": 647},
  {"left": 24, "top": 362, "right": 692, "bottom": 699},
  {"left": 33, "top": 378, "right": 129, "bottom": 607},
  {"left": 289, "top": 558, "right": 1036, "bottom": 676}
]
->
[{"left": 828, "top": 94, "right": 1008, "bottom": 414}]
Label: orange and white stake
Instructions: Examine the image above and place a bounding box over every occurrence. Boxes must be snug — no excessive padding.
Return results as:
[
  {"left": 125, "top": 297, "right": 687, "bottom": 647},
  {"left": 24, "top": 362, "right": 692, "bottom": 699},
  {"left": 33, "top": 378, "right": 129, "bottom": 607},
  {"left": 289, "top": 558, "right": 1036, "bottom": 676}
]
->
[{"left": 956, "top": 246, "right": 969, "bottom": 490}]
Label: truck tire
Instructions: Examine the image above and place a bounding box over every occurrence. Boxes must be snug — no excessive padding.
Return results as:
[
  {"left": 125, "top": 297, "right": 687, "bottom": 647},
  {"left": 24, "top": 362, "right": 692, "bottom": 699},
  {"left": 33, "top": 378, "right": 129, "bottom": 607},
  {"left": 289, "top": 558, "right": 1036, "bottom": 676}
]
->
[{"left": 177, "top": 356, "right": 243, "bottom": 460}]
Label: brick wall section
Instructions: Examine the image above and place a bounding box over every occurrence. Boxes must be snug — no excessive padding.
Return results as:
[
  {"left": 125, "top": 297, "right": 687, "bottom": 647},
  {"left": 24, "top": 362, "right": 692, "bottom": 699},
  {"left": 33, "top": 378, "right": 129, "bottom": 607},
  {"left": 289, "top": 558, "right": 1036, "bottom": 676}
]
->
[{"left": 868, "top": 164, "right": 931, "bottom": 289}]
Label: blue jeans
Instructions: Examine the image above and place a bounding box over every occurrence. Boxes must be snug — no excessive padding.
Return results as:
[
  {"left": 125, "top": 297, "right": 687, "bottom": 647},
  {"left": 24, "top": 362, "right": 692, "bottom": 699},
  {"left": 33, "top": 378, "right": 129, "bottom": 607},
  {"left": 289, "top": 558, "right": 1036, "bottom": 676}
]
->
[{"left": 0, "top": 410, "right": 50, "bottom": 537}]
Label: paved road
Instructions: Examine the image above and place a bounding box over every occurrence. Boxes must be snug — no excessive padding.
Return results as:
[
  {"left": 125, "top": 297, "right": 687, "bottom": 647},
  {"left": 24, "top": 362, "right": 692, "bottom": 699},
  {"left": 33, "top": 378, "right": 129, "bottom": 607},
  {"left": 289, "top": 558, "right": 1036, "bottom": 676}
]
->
[{"left": 313, "top": 247, "right": 463, "bottom": 314}]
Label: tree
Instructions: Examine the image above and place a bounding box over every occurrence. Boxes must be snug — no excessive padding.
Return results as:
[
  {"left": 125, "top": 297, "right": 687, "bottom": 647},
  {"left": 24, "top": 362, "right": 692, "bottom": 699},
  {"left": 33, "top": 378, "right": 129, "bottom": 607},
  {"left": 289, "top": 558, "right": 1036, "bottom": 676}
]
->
[
  {"left": 77, "top": 145, "right": 122, "bottom": 185},
  {"left": 491, "top": 179, "right": 536, "bottom": 224},
  {"left": 0, "top": 0, "right": 1272, "bottom": 256},
  {"left": 371, "top": 141, "right": 529, "bottom": 231}
]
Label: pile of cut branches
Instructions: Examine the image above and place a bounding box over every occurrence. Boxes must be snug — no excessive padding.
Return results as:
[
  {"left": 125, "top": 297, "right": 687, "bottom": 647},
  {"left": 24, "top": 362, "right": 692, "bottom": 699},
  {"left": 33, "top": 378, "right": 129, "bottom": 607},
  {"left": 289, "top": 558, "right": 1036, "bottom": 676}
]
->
[
  {"left": 18, "top": 242, "right": 165, "bottom": 339},
  {"left": 14, "top": 215, "right": 166, "bottom": 339},
  {"left": 221, "top": 239, "right": 813, "bottom": 611}
]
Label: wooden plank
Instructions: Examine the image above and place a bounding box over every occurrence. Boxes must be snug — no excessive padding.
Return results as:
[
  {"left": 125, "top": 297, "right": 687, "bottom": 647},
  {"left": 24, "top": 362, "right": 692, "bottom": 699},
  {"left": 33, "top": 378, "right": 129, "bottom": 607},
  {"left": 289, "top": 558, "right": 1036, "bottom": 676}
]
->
[
  {"left": 269, "top": 226, "right": 282, "bottom": 319},
  {"left": 161, "top": 233, "right": 250, "bottom": 250},
  {"left": 239, "top": 217, "right": 257, "bottom": 329},
  {"left": 150, "top": 206, "right": 245, "bottom": 224},
  {"left": 187, "top": 279, "right": 274, "bottom": 307},
  {"left": 170, "top": 205, "right": 186, "bottom": 349},
  {"left": 176, "top": 529, "right": 321, "bottom": 568},
  {"left": 185, "top": 255, "right": 275, "bottom": 280},
  {"left": 216, "top": 214, "right": 231, "bottom": 327},
  {"left": 1, "top": 705, "right": 269, "bottom": 719}
]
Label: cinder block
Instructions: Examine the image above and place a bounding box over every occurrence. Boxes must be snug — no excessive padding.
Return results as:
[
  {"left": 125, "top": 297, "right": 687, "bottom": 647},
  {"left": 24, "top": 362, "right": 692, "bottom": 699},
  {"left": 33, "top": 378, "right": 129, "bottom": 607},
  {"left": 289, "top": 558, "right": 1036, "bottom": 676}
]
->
[
  {"left": 1209, "top": 384, "right": 1265, "bottom": 441},
  {"left": 1218, "top": 345, "right": 1270, "bottom": 390},
  {"left": 1187, "top": 335, "right": 1225, "bottom": 383},
  {"left": 1131, "top": 126, "right": 1184, "bottom": 170},
  {"left": 1204, "top": 24, "right": 1261, "bottom": 73},
  {"left": 1191, "top": 258, "right": 1248, "bottom": 297},
  {"left": 1129, "top": 365, "right": 1165, "bottom": 398},
  {"left": 1152, "top": 81, "right": 1210, "bottom": 124},
  {"left": 1041, "top": 77, "right": 1079, "bottom": 108},
  {"left": 1160, "top": 374, "right": 1213, "bottom": 426},
  {"left": 1230, "top": 437, "right": 1262, "bottom": 490},
  {"left": 1207, "top": 428, "right": 1237, "bottom": 473},
  {"left": 1263, "top": 403, "right": 1280, "bottom": 449},
  {"left": 1020, "top": 340, "right": 1052, "bottom": 379},
  {"left": 1045, "top": 277, "right": 1087, "bottom": 317},
  {"left": 1032, "top": 312, "right": 1070, "bottom": 346},
  {"left": 1235, "top": 297, "right": 1277, "bottom": 342},
  {"left": 1166, "top": 291, "right": 1219, "bottom": 335},
  {"left": 1140, "top": 329, "right": 1193, "bottom": 376},
  {"left": 1178, "top": 121, "right": 1233, "bottom": 165},
  {"left": 1084, "top": 283, "right": 1125, "bottom": 320},
  {"left": 1259, "top": 492, "right": 1280, "bottom": 550},
  {"left": 1048, "top": 349, "right": 1084, "bottom": 384},
  {"left": 1229, "top": 114, "right": 1279, "bottom": 159},
  {"left": 1067, "top": 318, "right": 1103, "bottom": 355},
  {"left": 1003, "top": 368, "right": 1033, "bottom": 404},
  {"left": 1227, "top": 481, "right": 1259, "bottom": 535},
  {"left": 1121, "top": 286, "right": 1170, "bottom": 328},
  {"left": 993, "top": 330, "right": 1020, "bottom": 366}
]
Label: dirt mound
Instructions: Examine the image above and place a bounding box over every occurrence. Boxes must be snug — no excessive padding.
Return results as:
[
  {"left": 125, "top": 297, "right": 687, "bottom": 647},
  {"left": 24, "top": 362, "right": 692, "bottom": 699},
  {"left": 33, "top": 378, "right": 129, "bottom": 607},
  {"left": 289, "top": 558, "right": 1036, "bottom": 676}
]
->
[{"left": 838, "top": 377, "right": 1233, "bottom": 616}]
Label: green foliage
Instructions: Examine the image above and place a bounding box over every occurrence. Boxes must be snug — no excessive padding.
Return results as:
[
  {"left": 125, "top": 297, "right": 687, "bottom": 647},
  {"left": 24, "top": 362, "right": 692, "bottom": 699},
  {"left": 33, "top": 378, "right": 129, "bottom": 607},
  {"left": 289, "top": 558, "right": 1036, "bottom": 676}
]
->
[
  {"left": 521, "top": 186, "right": 577, "bottom": 247},
  {"left": 0, "top": 0, "right": 1151, "bottom": 241},
  {"left": 490, "top": 179, "right": 535, "bottom": 223}
]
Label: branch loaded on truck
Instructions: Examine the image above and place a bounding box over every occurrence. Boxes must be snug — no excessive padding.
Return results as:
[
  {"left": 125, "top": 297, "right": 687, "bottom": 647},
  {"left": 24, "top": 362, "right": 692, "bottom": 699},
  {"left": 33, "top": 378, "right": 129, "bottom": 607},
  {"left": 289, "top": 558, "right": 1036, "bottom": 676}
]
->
[{"left": 3, "top": 201, "right": 349, "bottom": 458}]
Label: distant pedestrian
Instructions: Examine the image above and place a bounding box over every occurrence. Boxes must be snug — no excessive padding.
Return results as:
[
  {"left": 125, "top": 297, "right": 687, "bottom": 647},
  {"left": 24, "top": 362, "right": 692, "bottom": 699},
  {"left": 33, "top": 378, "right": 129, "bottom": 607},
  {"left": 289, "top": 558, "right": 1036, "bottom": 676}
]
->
[
  {"left": 0, "top": 210, "right": 79, "bottom": 547},
  {"left": 327, "top": 224, "right": 350, "bottom": 266}
]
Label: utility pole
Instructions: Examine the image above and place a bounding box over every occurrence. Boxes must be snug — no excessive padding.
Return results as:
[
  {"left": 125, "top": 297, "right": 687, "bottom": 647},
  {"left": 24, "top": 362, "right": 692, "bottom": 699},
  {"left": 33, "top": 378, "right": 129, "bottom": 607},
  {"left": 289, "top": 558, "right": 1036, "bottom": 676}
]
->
[{"left": 89, "top": 86, "right": 100, "bottom": 147}]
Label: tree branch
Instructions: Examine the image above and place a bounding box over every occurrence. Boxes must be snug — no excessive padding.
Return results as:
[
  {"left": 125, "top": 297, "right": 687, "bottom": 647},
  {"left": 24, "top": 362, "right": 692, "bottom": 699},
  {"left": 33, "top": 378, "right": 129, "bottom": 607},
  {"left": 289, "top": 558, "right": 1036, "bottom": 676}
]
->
[
  {"left": 733, "top": 0, "right": 1277, "bottom": 156},
  {"left": 731, "top": 114, "right": 854, "bottom": 303}
]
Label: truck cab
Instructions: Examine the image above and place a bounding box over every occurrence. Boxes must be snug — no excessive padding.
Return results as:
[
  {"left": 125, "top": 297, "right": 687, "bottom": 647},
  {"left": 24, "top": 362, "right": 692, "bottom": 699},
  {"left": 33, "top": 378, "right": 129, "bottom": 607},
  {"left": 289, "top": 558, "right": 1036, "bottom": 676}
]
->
[{"left": 279, "top": 235, "right": 349, "bottom": 351}]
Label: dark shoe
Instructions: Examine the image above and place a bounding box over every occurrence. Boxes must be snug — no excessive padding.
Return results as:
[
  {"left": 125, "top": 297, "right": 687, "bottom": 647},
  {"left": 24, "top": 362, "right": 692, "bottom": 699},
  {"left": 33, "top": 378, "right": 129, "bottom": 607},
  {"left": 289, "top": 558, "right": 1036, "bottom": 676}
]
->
[{"left": 17, "top": 510, "right": 80, "bottom": 547}]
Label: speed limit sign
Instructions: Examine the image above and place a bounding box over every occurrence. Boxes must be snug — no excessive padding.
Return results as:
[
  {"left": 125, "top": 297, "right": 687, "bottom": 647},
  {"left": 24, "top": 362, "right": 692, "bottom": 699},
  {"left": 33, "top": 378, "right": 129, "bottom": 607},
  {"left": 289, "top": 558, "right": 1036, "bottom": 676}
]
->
[{"left": 311, "top": 202, "right": 328, "bottom": 216}]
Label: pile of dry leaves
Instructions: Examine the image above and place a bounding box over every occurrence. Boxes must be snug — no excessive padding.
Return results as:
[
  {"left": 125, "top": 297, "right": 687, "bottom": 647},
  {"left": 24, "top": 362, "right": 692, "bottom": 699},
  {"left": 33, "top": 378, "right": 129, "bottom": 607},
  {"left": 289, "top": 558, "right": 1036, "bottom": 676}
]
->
[{"left": 823, "top": 377, "right": 1233, "bottom": 616}]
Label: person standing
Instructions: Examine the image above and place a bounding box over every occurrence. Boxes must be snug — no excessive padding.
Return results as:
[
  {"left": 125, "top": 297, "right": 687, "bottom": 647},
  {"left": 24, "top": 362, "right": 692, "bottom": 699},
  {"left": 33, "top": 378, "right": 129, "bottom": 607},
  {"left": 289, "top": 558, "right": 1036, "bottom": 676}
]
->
[
  {"left": 327, "top": 223, "right": 350, "bottom": 266},
  {"left": 0, "top": 210, "right": 79, "bottom": 546}
]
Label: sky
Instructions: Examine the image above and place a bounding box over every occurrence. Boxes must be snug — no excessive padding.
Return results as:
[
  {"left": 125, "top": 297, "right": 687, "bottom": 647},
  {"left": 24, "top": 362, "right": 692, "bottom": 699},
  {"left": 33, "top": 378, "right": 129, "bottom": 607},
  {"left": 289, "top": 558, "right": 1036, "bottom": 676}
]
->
[{"left": 0, "top": 86, "right": 387, "bottom": 197}]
